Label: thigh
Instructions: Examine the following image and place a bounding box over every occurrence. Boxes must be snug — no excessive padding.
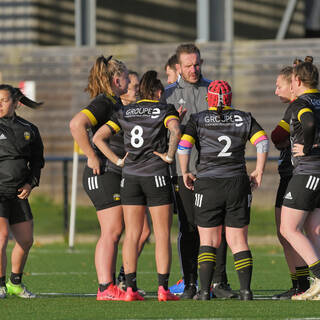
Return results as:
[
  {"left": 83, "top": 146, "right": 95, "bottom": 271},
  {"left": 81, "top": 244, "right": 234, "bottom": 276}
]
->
[
  {"left": 83, "top": 166, "right": 122, "bottom": 210},
  {"left": 10, "top": 220, "right": 33, "bottom": 244},
  {"left": 275, "top": 175, "right": 292, "bottom": 208},
  {"left": 225, "top": 175, "right": 252, "bottom": 228},
  {"left": 142, "top": 176, "right": 172, "bottom": 207},
  {"left": 194, "top": 177, "right": 225, "bottom": 228},
  {"left": 0, "top": 197, "right": 33, "bottom": 226},
  {"left": 283, "top": 174, "right": 320, "bottom": 211}
]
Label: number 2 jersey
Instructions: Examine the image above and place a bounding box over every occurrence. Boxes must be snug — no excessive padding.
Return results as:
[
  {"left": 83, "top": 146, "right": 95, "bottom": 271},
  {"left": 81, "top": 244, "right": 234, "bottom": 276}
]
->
[
  {"left": 178, "top": 106, "right": 267, "bottom": 178},
  {"left": 106, "top": 99, "right": 179, "bottom": 177}
]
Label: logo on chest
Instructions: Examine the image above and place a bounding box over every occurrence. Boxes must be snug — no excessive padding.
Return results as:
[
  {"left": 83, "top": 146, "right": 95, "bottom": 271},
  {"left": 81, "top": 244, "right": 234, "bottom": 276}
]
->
[{"left": 24, "top": 131, "right": 31, "bottom": 140}]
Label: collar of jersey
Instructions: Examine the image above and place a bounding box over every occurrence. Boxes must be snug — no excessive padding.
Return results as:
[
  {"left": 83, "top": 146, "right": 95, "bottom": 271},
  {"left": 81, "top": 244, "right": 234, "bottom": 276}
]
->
[
  {"left": 300, "top": 89, "right": 320, "bottom": 96},
  {"left": 104, "top": 92, "right": 117, "bottom": 104},
  {"left": 137, "top": 99, "right": 159, "bottom": 103},
  {"left": 208, "top": 106, "right": 232, "bottom": 111}
]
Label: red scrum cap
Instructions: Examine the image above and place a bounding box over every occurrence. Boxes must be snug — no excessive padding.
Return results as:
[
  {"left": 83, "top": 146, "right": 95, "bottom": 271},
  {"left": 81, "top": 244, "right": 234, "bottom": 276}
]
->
[{"left": 207, "top": 80, "right": 232, "bottom": 107}]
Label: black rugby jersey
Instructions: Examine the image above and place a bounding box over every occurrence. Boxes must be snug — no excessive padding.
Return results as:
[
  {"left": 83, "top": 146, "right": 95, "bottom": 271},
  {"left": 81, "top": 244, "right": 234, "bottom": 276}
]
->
[
  {"left": 278, "top": 147, "right": 293, "bottom": 177},
  {"left": 81, "top": 93, "right": 125, "bottom": 174},
  {"left": 284, "top": 90, "right": 320, "bottom": 174},
  {"left": 180, "top": 107, "right": 266, "bottom": 178},
  {"left": 106, "top": 99, "right": 179, "bottom": 177}
]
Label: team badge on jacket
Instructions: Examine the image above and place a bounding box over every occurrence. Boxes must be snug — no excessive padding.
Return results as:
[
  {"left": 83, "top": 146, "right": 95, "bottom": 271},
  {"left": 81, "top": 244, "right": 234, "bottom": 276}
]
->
[{"left": 24, "top": 131, "right": 31, "bottom": 140}]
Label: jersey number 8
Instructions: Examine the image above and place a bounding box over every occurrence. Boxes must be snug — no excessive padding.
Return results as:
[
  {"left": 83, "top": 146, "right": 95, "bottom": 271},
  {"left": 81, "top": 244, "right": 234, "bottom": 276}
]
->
[{"left": 130, "top": 125, "right": 144, "bottom": 148}]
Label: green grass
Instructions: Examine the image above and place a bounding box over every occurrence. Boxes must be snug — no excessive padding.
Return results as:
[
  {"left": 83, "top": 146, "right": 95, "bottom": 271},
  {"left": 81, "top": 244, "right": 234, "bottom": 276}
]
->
[
  {"left": 30, "top": 195, "right": 276, "bottom": 237},
  {"left": 1, "top": 243, "right": 320, "bottom": 320}
]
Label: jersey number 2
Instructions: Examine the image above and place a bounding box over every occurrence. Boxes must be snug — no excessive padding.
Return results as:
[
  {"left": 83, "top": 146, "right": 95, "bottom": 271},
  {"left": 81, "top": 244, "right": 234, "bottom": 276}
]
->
[{"left": 217, "top": 135, "right": 232, "bottom": 157}]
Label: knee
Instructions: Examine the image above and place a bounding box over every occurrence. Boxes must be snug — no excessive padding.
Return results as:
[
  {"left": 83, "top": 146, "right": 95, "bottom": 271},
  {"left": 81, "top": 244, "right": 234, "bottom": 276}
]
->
[
  {"left": 0, "top": 232, "right": 9, "bottom": 250},
  {"left": 280, "top": 223, "right": 291, "bottom": 241},
  {"left": 306, "top": 224, "right": 320, "bottom": 241},
  {"left": 19, "top": 237, "right": 33, "bottom": 252},
  {"left": 140, "top": 228, "right": 151, "bottom": 243}
]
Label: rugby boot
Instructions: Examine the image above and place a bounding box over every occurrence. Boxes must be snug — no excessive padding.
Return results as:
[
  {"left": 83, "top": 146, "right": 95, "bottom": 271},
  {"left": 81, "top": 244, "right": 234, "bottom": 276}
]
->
[
  {"left": 0, "top": 286, "right": 6, "bottom": 299},
  {"left": 193, "top": 290, "right": 210, "bottom": 300},
  {"left": 96, "top": 283, "right": 126, "bottom": 301},
  {"left": 158, "top": 286, "right": 180, "bottom": 301},
  {"left": 180, "top": 283, "right": 197, "bottom": 299},
  {"left": 212, "top": 282, "right": 238, "bottom": 299},
  {"left": 272, "top": 287, "right": 298, "bottom": 300},
  {"left": 6, "top": 280, "right": 36, "bottom": 298},
  {"left": 124, "top": 287, "right": 144, "bottom": 301},
  {"left": 291, "top": 278, "right": 320, "bottom": 300},
  {"left": 239, "top": 289, "right": 253, "bottom": 300},
  {"left": 169, "top": 279, "right": 185, "bottom": 295}
]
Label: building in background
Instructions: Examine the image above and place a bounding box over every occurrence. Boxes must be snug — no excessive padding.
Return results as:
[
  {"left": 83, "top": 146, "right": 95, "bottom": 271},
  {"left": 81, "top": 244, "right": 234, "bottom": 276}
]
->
[{"left": 0, "top": 0, "right": 308, "bottom": 46}]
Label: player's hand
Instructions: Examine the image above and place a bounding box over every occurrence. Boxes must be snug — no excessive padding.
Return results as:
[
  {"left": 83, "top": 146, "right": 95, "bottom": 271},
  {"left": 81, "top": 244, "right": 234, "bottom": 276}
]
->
[
  {"left": 17, "top": 183, "right": 32, "bottom": 199},
  {"left": 153, "top": 151, "right": 174, "bottom": 164},
  {"left": 182, "top": 172, "right": 196, "bottom": 191},
  {"left": 87, "top": 154, "right": 101, "bottom": 175},
  {"left": 177, "top": 105, "right": 187, "bottom": 122},
  {"left": 292, "top": 143, "right": 305, "bottom": 157},
  {"left": 116, "top": 153, "right": 128, "bottom": 168},
  {"left": 249, "top": 170, "right": 263, "bottom": 190}
]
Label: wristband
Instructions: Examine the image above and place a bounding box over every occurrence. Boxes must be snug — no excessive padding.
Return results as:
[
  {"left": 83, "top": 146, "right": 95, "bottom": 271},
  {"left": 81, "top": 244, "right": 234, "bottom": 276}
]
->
[
  {"left": 165, "top": 155, "right": 173, "bottom": 162},
  {"left": 116, "top": 158, "right": 123, "bottom": 167}
]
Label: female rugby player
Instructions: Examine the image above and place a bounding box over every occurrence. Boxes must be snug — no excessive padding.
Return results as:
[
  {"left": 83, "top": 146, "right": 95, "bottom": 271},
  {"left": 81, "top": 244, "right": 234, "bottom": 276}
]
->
[
  {"left": 177, "top": 80, "right": 268, "bottom": 300},
  {"left": 93, "top": 70, "right": 181, "bottom": 301},
  {"left": 271, "top": 63, "right": 310, "bottom": 299},
  {"left": 69, "top": 55, "right": 129, "bottom": 301},
  {"left": 0, "top": 85, "right": 44, "bottom": 299},
  {"left": 279, "top": 57, "right": 320, "bottom": 300}
]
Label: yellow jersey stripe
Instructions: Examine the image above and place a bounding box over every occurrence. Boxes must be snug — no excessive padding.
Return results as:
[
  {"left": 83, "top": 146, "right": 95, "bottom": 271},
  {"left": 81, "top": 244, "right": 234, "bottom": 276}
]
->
[
  {"left": 298, "top": 108, "right": 312, "bottom": 122},
  {"left": 181, "top": 134, "right": 195, "bottom": 145},
  {"left": 278, "top": 120, "right": 290, "bottom": 133},
  {"left": 250, "top": 130, "right": 267, "bottom": 144},
  {"left": 106, "top": 120, "right": 121, "bottom": 133},
  {"left": 208, "top": 106, "right": 232, "bottom": 111},
  {"left": 164, "top": 115, "right": 179, "bottom": 128},
  {"left": 81, "top": 109, "right": 98, "bottom": 126}
]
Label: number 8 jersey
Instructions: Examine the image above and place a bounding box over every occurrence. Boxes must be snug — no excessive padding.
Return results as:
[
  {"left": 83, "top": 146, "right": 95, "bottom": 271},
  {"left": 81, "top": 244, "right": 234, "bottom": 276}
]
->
[
  {"left": 106, "top": 99, "right": 179, "bottom": 177},
  {"left": 178, "top": 106, "right": 267, "bottom": 178}
]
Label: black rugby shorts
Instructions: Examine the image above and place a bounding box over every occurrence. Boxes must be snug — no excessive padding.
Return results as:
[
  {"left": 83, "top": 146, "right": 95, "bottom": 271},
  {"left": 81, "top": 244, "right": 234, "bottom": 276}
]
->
[
  {"left": 121, "top": 175, "right": 172, "bottom": 206},
  {"left": 82, "top": 166, "right": 121, "bottom": 211},
  {"left": 282, "top": 174, "right": 320, "bottom": 211},
  {"left": 0, "top": 196, "right": 33, "bottom": 225},
  {"left": 194, "top": 175, "right": 251, "bottom": 228},
  {"left": 275, "top": 175, "right": 292, "bottom": 208}
]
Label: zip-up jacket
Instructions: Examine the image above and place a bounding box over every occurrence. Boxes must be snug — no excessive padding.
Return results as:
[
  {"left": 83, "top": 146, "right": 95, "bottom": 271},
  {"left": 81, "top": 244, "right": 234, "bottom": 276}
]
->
[
  {"left": 0, "top": 114, "right": 44, "bottom": 195},
  {"left": 163, "top": 76, "right": 212, "bottom": 175}
]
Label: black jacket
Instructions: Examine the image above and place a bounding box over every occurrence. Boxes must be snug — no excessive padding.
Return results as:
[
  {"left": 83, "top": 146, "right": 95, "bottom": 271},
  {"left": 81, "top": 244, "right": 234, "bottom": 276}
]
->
[{"left": 0, "top": 114, "right": 44, "bottom": 195}]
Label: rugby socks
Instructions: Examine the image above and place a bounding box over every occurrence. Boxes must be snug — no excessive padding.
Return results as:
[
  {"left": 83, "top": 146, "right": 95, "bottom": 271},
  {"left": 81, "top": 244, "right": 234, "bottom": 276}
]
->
[
  {"left": 125, "top": 272, "right": 138, "bottom": 292},
  {"left": 0, "top": 276, "right": 5, "bottom": 287},
  {"left": 99, "top": 282, "right": 112, "bottom": 292},
  {"left": 234, "top": 250, "right": 253, "bottom": 291},
  {"left": 290, "top": 272, "right": 298, "bottom": 288},
  {"left": 10, "top": 272, "right": 22, "bottom": 285},
  {"left": 158, "top": 273, "right": 169, "bottom": 290},
  {"left": 198, "top": 246, "right": 216, "bottom": 292},
  {"left": 309, "top": 260, "right": 320, "bottom": 279},
  {"left": 296, "top": 266, "right": 310, "bottom": 291}
]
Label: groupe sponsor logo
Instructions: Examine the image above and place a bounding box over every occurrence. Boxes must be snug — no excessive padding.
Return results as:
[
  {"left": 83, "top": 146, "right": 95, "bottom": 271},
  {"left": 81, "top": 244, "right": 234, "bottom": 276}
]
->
[
  {"left": 204, "top": 114, "right": 243, "bottom": 127},
  {"left": 125, "top": 107, "right": 160, "bottom": 119}
]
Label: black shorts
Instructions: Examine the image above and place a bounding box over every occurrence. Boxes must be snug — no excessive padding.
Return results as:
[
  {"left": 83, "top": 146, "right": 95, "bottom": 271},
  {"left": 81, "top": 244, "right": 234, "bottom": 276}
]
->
[
  {"left": 194, "top": 175, "right": 252, "bottom": 228},
  {"left": 0, "top": 196, "right": 33, "bottom": 225},
  {"left": 275, "top": 175, "right": 292, "bottom": 208},
  {"left": 82, "top": 166, "right": 121, "bottom": 211},
  {"left": 121, "top": 175, "right": 172, "bottom": 207},
  {"left": 282, "top": 174, "right": 320, "bottom": 211}
]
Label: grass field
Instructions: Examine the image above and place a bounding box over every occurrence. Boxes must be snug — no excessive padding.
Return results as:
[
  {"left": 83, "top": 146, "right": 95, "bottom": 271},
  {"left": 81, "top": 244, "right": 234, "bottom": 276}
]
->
[{"left": 2, "top": 241, "right": 320, "bottom": 320}]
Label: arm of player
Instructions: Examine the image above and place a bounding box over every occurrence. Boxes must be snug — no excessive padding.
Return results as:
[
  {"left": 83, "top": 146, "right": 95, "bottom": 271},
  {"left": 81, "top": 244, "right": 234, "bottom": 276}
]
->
[
  {"left": 92, "top": 123, "right": 127, "bottom": 168},
  {"left": 249, "top": 121, "right": 269, "bottom": 190},
  {"left": 177, "top": 133, "right": 196, "bottom": 190},
  {"left": 154, "top": 117, "right": 181, "bottom": 163},
  {"left": 70, "top": 111, "right": 101, "bottom": 175}
]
